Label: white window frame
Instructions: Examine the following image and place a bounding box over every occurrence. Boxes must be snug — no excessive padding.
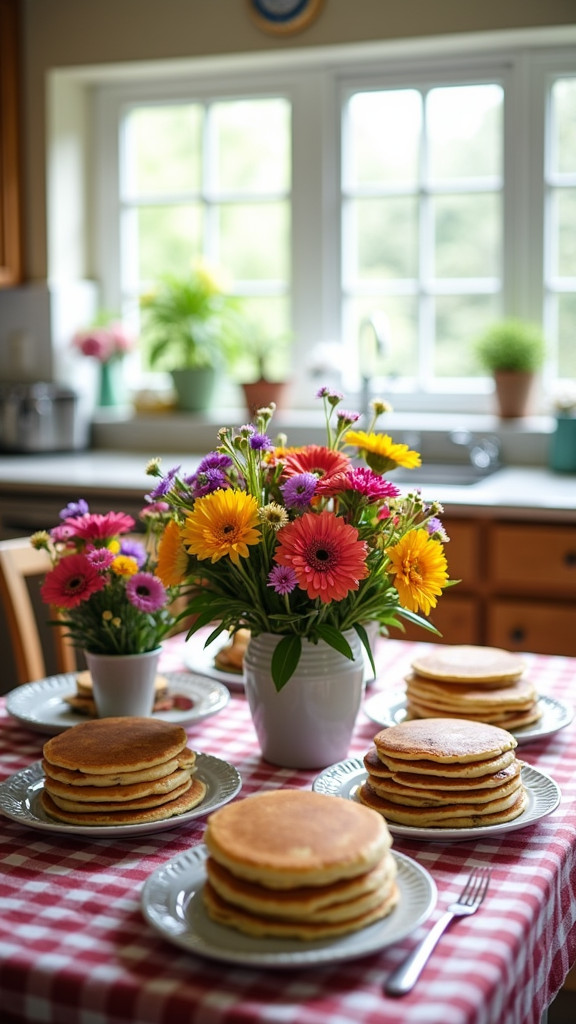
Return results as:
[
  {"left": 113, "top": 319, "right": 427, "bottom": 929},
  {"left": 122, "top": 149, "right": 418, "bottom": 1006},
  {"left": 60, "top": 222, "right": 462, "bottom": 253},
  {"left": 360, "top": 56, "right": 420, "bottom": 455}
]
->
[{"left": 88, "top": 32, "right": 576, "bottom": 413}]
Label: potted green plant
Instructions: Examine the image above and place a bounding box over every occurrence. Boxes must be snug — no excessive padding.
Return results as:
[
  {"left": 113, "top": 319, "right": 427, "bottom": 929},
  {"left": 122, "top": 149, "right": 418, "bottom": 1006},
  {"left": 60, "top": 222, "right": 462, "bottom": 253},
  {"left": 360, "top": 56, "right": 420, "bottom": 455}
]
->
[
  {"left": 475, "top": 318, "right": 546, "bottom": 418},
  {"left": 139, "top": 261, "right": 248, "bottom": 412},
  {"left": 237, "top": 328, "right": 291, "bottom": 416}
]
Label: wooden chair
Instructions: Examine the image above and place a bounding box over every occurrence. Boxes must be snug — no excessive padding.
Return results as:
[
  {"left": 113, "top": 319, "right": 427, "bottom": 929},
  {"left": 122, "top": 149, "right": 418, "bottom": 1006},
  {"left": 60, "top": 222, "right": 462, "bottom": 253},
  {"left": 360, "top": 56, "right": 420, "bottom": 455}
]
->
[{"left": 0, "top": 536, "right": 76, "bottom": 686}]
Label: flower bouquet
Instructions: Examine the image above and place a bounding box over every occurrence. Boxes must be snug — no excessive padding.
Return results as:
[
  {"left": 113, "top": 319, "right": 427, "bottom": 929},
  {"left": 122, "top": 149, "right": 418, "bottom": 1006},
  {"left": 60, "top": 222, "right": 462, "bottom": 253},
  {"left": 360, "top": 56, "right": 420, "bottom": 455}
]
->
[
  {"left": 149, "top": 389, "right": 455, "bottom": 691},
  {"left": 31, "top": 501, "right": 181, "bottom": 656}
]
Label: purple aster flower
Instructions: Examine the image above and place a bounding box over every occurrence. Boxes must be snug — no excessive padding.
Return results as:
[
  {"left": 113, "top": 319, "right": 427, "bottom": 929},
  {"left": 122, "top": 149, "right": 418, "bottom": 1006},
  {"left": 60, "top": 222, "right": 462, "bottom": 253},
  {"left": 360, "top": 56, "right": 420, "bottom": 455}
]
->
[
  {"left": 337, "top": 409, "right": 361, "bottom": 426},
  {"left": 120, "top": 538, "right": 147, "bottom": 567},
  {"left": 249, "top": 432, "right": 274, "bottom": 452},
  {"left": 147, "top": 464, "right": 181, "bottom": 499},
  {"left": 347, "top": 467, "right": 401, "bottom": 499},
  {"left": 50, "top": 523, "right": 78, "bottom": 543},
  {"left": 190, "top": 468, "right": 229, "bottom": 497},
  {"left": 197, "top": 452, "right": 233, "bottom": 473},
  {"left": 59, "top": 499, "right": 89, "bottom": 520},
  {"left": 315, "top": 385, "right": 332, "bottom": 397},
  {"left": 267, "top": 565, "right": 298, "bottom": 595},
  {"left": 86, "top": 546, "right": 115, "bottom": 570},
  {"left": 126, "top": 572, "right": 167, "bottom": 613},
  {"left": 281, "top": 472, "right": 318, "bottom": 508}
]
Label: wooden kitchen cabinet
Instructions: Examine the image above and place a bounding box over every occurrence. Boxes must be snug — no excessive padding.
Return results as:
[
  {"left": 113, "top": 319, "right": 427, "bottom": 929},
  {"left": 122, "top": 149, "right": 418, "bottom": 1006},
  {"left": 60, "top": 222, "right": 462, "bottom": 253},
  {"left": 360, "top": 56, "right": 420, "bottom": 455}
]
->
[
  {"left": 0, "top": 0, "right": 23, "bottom": 287},
  {"left": 397, "top": 515, "right": 576, "bottom": 656}
]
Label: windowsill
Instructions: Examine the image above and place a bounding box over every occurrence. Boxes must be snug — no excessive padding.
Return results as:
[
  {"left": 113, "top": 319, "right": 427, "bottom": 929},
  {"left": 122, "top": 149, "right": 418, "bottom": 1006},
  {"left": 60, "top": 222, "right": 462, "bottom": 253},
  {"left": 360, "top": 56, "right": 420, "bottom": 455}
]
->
[{"left": 90, "top": 406, "right": 557, "bottom": 468}]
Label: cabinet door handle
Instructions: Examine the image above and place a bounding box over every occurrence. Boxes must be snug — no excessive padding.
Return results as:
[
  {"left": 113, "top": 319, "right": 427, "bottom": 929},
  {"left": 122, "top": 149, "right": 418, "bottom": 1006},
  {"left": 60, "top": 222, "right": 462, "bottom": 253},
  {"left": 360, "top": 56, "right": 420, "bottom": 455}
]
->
[
  {"left": 563, "top": 550, "right": 576, "bottom": 568},
  {"left": 510, "top": 627, "right": 525, "bottom": 643}
]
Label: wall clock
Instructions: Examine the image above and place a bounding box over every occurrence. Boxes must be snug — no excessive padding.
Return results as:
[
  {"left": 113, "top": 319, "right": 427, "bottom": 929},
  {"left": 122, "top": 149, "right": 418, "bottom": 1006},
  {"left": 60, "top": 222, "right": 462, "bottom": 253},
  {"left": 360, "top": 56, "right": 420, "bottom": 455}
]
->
[{"left": 247, "top": 0, "right": 325, "bottom": 36}]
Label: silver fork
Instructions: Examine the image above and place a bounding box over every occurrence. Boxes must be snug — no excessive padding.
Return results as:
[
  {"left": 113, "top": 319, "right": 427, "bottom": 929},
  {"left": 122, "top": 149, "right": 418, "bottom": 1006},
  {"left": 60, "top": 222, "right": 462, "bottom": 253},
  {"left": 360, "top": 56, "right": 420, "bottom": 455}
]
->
[{"left": 385, "top": 866, "right": 491, "bottom": 997}]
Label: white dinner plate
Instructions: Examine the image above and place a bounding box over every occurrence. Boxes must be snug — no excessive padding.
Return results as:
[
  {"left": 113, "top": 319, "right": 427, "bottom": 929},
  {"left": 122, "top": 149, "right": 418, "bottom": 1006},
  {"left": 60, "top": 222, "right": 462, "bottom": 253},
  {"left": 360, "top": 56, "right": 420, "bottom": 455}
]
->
[
  {"left": 182, "top": 632, "right": 246, "bottom": 691},
  {"left": 362, "top": 689, "right": 574, "bottom": 746},
  {"left": 141, "top": 845, "right": 436, "bottom": 968},
  {"left": 5, "top": 671, "right": 231, "bottom": 736},
  {"left": 0, "top": 754, "right": 242, "bottom": 838},
  {"left": 312, "top": 758, "right": 561, "bottom": 843}
]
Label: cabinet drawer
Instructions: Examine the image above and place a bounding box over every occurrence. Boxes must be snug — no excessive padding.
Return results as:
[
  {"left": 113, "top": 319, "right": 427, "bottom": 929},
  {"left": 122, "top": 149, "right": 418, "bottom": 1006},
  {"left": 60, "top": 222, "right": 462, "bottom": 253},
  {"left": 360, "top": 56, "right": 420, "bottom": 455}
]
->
[
  {"left": 489, "top": 523, "right": 576, "bottom": 594},
  {"left": 398, "top": 596, "right": 479, "bottom": 646},
  {"left": 487, "top": 599, "right": 576, "bottom": 657},
  {"left": 443, "top": 519, "right": 481, "bottom": 587}
]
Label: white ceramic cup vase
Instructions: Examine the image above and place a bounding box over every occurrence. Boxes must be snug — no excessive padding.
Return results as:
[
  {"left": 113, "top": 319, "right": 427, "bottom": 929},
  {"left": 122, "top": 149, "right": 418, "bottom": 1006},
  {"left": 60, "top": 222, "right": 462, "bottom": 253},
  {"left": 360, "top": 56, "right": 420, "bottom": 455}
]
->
[
  {"left": 243, "top": 631, "right": 365, "bottom": 769},
  {"left": 83, "top": 647, "right": 161, "bottom": 718}
]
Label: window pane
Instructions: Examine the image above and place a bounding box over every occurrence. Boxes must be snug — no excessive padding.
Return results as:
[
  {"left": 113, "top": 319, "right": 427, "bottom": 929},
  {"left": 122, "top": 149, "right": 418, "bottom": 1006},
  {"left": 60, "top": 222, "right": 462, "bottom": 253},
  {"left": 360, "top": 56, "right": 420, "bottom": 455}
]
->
[
  {"left": 125, "top": 105, "right": 202, "bottom": 194},
  {"left": 213, "top": 98, "right": 291, "bottom": 192},
  {"left": 558, "top": 294, "right": 576, "bottom": 376},
  {"left": 434, "top": 193, "right": 500, "bottom": 277},
  {"left": 219, "top": 202, "right": 289, "bottom": 280},
  {"left": 554, "top": 190, "right": 576, "bottom": 277},
  {"left": 233, "top": 296, "right": 291, "bottom": 380},
  {"left": 551, "top": 78, "right": 576, "bottom": 174},
  {"left": 427, "top": 85, "right": 503, "bottom": 180},
  {"left": 346, "top": 90, "right": 421, "bottom": 187},
  {"left": 352, "top": 197, "right": 418, "bottom": 279},
  {"left": 136, "top": 205, "right": 203, "bottom": 280},
  {"left": 435, "top": 295, "right": 501, "bottom": 376}
]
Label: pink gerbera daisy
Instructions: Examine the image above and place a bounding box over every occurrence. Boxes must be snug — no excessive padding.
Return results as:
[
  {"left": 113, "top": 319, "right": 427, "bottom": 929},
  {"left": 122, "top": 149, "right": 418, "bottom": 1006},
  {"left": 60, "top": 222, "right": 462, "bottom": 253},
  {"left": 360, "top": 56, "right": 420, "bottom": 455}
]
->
[
  {"left": 66, "top": 511, "right": 135, "bottom": 542},
  {"left": 317, "top": 467, "right": 401, "bottom": 500},
  {"left": 126, "top": 572, "right": 167, "bottom": 613},
  {"left": 281, "top": 445, "right": 351, "bottom": 483},
  {"left": 274, "top": 510, "right": 369, "bottom": 603},
  {"left": 40, "top": 553, "right": 107, "bottom": 609}
]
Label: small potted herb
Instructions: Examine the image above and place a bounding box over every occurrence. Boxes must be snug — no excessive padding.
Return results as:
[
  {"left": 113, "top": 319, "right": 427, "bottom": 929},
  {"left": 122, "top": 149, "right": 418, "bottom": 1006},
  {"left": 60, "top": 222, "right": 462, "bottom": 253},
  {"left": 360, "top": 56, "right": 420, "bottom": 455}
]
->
[{"left": 475, "top": 318, "right": 546, "bottom": 418}]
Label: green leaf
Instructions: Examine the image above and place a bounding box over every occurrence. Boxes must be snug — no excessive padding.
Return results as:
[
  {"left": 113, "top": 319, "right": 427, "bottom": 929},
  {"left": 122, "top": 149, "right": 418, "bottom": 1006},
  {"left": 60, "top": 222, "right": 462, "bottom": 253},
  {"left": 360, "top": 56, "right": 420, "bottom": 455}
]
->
[
  {"left": 354, "top": 621, "right": 376, "bottom": 678},
  {"left": 315, "top": 623, "right": 354, "bottom": 660},
  {"left": 271, "top": 635, "right": 302, "bottom": 692}
]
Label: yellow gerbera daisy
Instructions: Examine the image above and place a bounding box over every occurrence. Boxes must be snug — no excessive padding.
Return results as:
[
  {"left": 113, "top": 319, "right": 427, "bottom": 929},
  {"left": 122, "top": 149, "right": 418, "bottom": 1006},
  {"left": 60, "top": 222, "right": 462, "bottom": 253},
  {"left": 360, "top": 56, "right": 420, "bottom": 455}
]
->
[
  {"left": 344, "top": 429, "right": 421, "bottom": 474},
  {"left": 156, "top": 519, "right": 189, "bottom": 586},
  {"left": 385, "top": 528, "right": 448, "bottom": 615},
  {"left": 183, "top": 489, "right": 261, "bottom": 564}
]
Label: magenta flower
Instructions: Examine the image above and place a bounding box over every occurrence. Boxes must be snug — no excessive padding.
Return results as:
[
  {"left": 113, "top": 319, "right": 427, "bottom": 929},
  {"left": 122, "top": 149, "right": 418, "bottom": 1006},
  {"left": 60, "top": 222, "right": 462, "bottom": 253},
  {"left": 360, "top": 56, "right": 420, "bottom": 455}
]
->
[
  {"left": 267, "top": 565, "right": 298, "bottom": 595},
  {"left": 66, "top": 511, "right": 135, "bottom": 542},
  {"left": 126, "top": 572, "right": 167, "bottom": 612},
  {"left": 86, "top": 546, "right": 115, "bottom": 570}
]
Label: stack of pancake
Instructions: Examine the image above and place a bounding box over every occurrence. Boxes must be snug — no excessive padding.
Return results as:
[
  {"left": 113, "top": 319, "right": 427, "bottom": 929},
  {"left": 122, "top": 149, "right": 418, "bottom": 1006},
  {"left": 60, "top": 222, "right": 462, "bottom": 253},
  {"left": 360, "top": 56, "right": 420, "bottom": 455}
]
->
[
  {"left": 64, "top": 670, "right": 173, "bottom": 716},
  {"left": 41, "top": 717, "right": 206, "bottom": 826},
  {"left": 359, "top": 717, "right": 528, "bottom": 828},
  {"left": 214, "top": 629, "right": 250, "bottom": 675},
  {"left": 202, "top": 789, "right": 399, "bottom": 939},
  {"left": 404, "top": 645, "right": 541, "bottom": 731}
]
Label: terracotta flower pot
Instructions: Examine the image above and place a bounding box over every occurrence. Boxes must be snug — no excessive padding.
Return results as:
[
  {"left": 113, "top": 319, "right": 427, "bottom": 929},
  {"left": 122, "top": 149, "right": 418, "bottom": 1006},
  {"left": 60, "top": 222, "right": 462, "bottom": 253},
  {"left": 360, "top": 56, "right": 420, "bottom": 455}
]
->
[
  {"left": 493, "top": 371, "right": 537, "bottom": 418},
  {"left": 241, "top": 379, "right": 289, "bottom": 417}
]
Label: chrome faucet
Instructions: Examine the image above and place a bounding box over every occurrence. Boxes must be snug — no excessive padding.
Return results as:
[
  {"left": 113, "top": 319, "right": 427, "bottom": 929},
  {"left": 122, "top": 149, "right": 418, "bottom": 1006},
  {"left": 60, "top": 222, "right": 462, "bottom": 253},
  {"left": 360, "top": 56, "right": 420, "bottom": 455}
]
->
[{"left": 359, "top": 312, "right": 390, "bottom": 420}]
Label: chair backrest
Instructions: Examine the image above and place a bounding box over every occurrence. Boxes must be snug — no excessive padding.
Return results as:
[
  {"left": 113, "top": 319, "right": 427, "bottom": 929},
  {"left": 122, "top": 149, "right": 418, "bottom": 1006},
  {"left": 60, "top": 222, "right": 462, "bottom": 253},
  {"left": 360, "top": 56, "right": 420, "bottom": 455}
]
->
[{"left": 0, "top": 537, "right": 76, "bottom": 686}]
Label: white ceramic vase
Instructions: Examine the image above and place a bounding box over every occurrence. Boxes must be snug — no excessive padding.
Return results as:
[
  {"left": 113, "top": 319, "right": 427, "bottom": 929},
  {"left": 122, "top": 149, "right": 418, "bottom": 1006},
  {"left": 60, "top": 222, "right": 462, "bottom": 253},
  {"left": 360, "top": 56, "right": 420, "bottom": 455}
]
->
[
  {"left": 243, "top": 631, "right": 365, "bottom": 769},
  {"left": 83, "top": 647, "right": 161, "bottom": 718}
]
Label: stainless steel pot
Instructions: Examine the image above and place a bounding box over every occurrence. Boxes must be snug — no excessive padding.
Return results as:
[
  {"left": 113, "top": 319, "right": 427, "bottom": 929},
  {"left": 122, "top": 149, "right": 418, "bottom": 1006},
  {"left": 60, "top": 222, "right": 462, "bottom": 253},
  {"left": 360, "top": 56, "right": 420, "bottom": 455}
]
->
[{"left": 0, "top": 382, "right": 89, "bottom": 452}]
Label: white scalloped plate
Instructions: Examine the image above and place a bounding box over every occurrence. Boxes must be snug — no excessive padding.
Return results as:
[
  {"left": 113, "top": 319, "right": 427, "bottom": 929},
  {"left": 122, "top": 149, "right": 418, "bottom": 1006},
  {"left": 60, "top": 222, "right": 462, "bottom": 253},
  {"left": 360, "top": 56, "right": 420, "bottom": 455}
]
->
[
  {"left": 0, "top": 753, "right": 241, "bottom": 837},
  {"left": 363, "top": 690, "right": 574, "bottom": 746},
  {"left": 312, "top": 758, "right": 561, "bottom": 842},
  {"left": 141, "top": 845, "right": 436, "bottom": 968},
  {"left": 5, "top": 671, "right": 230, "bottom": 736}
]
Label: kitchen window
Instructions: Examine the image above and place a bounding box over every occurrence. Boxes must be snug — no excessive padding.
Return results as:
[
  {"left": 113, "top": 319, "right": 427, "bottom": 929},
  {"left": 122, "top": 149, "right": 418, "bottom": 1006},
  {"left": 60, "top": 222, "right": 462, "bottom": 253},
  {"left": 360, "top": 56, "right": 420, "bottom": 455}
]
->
[{"left": 92, "top": 39, "right": 576, "bottom": 412}]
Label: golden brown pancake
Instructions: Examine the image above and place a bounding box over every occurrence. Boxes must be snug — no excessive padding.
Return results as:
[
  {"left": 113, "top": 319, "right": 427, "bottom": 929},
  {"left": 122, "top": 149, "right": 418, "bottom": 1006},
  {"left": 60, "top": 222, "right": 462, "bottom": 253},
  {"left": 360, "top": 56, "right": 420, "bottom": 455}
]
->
[
  {"left": 373, "top": 718, "right": 517, "bottom": 765},
  {"left": 204, "top": 789, "right": 392, "bottom": 888},
  {"left": 43, "top": 766, "right": 193, "bottom": 804},
  {"left": 410, "top": 645, "right": 526, "bottom": 683},
  {"left": 47, "top": 777, "right": 193, "bottom": 814},
  {"left": 214, "top": 629, "right": 250, "bottom": 674},
  {"left": 43, "top": 717, "right": 188, "bottom": 774},
  {"left": 41, "top": 776, "right": 207, "bottom": 826},
  {"left": 41, "top": 747, "right": 196, "bottom": 787},
  {"left": 359, "top": 779, "right": 528, "bottom": 828}
]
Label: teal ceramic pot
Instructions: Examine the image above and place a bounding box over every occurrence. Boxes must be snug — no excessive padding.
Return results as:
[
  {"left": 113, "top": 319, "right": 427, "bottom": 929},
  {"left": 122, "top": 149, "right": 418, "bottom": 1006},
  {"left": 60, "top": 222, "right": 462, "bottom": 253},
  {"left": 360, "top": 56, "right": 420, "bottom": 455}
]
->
[
  {"left": 171, "top": 367, "right": 217, "bottom": 412},
  {"left": 549, "top": 415, "right": 576, "bottom": 473}
]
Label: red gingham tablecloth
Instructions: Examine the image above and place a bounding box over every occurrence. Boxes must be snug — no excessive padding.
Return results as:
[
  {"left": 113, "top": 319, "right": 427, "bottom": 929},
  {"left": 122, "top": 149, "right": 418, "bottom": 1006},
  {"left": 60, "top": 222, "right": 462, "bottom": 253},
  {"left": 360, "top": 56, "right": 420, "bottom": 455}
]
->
[{"left": 0, "top": 635, "right": 575, "bottom": 1024}]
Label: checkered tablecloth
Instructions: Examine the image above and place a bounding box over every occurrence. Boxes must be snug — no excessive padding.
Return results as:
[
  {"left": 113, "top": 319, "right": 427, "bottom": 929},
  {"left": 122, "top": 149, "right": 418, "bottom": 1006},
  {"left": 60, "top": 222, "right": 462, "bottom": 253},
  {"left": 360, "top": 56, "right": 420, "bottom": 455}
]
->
[{"left": 1, "top": 634, "right": 575, "bottom": 1024}]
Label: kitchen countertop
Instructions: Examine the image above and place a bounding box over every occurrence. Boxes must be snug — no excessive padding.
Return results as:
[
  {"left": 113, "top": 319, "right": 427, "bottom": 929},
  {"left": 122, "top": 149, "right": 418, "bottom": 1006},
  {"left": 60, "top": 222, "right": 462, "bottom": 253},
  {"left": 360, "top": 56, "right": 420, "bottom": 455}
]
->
[{"left": 0, "top": 451, "right": 574, "bottom": 520}]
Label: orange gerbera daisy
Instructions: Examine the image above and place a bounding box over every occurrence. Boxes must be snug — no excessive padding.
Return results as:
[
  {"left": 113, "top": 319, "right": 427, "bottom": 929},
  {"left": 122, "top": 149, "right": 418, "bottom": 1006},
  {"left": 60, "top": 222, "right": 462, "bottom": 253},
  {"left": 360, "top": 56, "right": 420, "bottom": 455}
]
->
[
  {"left": 156, "top": 519, "right": 189, "bottom": 586},
  {"left": 274, "top": 510, "right": 368, "bottom": 603},
  {"left": 281, "top": 445, "right": 351, "bottom": 482},
  {"left": 385, "top": 528, "right": 449, "bottom": 615},
  {"left": 182, "top": 489, "right": 261, "bottom": 565},
  {"left": 344, "top": 430, "right": 421, "bottom": 474}
]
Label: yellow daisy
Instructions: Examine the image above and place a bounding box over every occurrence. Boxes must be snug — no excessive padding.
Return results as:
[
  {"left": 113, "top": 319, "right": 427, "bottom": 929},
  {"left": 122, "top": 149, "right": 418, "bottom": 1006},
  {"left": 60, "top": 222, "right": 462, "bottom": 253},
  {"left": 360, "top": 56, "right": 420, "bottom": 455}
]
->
[
  {"left": 110, "top": 555, "right": 139, "bottom": 577},
  {"left": 344, "top": 429, "right": 421, "bottom": 474},
  {"left": 156, "top": 519, "right": 189, "bottom": 587},
  {"left": 183, "top": 489, "right": 261, "bottom": 565},
  {"left": 385, "top": 528, "right": 449, "bottom": 616}
]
